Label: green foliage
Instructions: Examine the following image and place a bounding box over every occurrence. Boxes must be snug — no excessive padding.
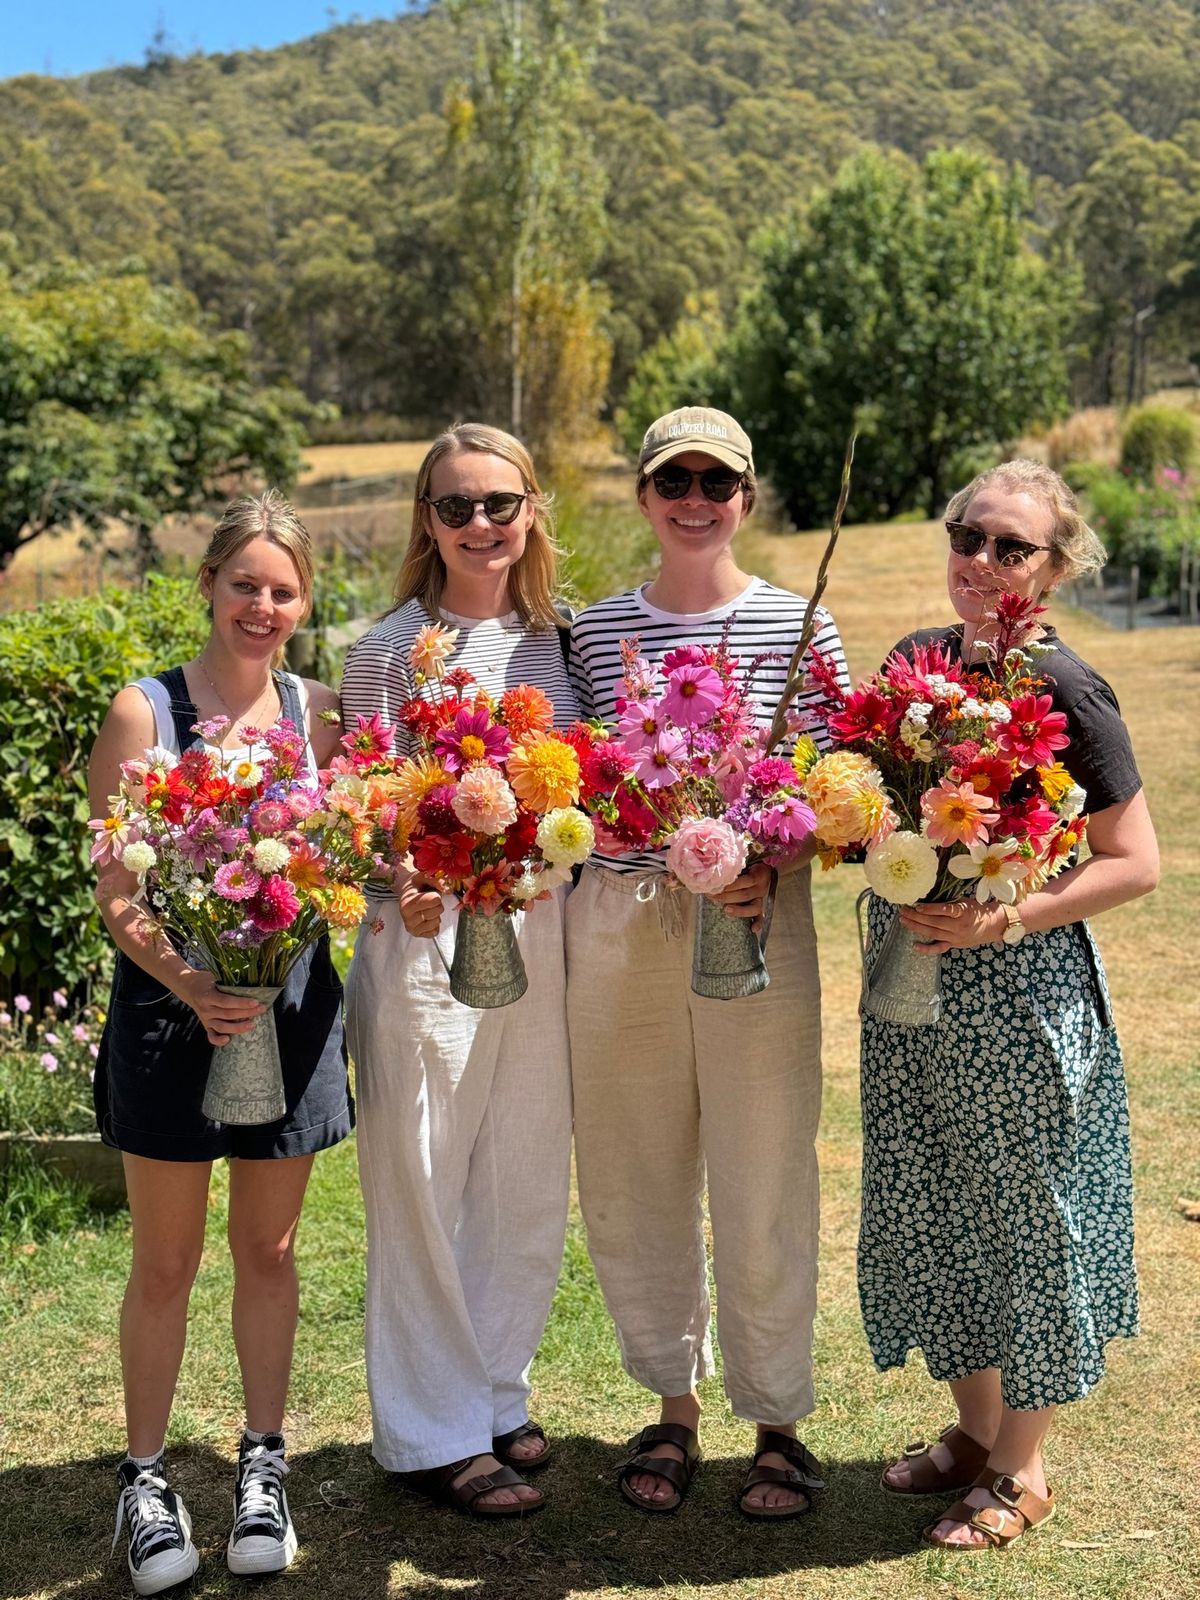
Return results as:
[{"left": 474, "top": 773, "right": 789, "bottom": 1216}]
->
[
  {"left": 1070, "top": 458, "right": 1199, "bottom": 595},
  {"left": 614, "top": 295, "right": 726, "bottom": 458},
  {"left": 555, "top": 492, "right": 659, "bottom": 609},
  {"left": 1119, "top": 404, "right": 1199, "bottom": 479},
  {"left": 0, "top": 1141, "right": 103, "bottom": 1245},
  {"left": 0, "top": 263, "right": 313, "bottom": 569},
  {"left": 724, "top": 148, "right": 1076, "bottom": 528},
  {"left": 0, "top": 578, "right": 206, "bottom": 1006}
]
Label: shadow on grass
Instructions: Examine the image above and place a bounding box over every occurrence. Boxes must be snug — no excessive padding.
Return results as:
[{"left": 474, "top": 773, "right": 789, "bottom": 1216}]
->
[{"left": 0, "top": 1436, "right": 921, "bottom": 1599}]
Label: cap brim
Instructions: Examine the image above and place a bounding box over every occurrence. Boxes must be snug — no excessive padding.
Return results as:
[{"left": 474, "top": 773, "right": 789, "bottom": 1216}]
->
[{"left": 639, "top": 441, "right": 750, "bottom": 476}]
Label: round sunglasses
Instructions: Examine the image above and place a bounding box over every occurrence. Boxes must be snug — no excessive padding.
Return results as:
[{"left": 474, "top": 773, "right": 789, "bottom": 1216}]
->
[
  {"left": 945, "top": 520, "right": 1051, "bottom": 570},
  {"left": 650, "top": 464, "right": 745, "bottom": 503},
  {"left": 423, "top": 491, "right": 529, "bottom": 528}
]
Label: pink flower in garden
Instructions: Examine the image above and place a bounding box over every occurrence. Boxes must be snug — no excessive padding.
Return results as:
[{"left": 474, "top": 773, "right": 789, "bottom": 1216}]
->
[
  {"left": 40, "top": 1052, "right": 58, "bottom": 1073},
  {"left": 89, "top": 1043, "right": 100, "bottom": 1059},
  {"left": 0, "top": 1012, "right": 11, "bottom": 1028},
  {"left": 745, "top": 757, "right": 798, "bottom": 795},
  {"left": 434, "top": 707, "right": 512, "bottom": 774},
  {"left": 661, "top": 664, "right": 725, "bottom": 726},
  {"left": 666, "top": 817, "right": 748, "bottom": 895},
  {"left": 14, "top": 995, "right": 31, "bottom": 1014},
  {"left": 213, "top": 861, "right": 263, "bottom": 902},
  {"left": 748, "top": 797, "right": 817, "bottom": 854},
  {"left": 52, "top": 989, "right": 68, "bottom": 1008},
  {"left": 73, "top": 1024, "right": 89, "bottom": 1042},
  {"left": 248, "top": 875, "right": 301, "bottom": 933},
  {"left": 451, "top": 766, "right": 519, "bottom": 835},
  {"left": 633, "top": 730, "right": 688, "bottom": 789},
  {"left": 191, "top": 716, "right": 232, "bottom": 743},
  {"left": 340, "top": 710, "right": 395, "bottom": 767},
  {"left": 921, "top": 779, "right": 997, "bottom": 848},
  {"left": 44, "top": 1031, "right": 60, "bottom": 1046}
]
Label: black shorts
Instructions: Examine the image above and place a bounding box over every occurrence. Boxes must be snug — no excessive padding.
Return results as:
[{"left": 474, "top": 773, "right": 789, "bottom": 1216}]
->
[{"left": 94, "top": 937, "right": 354, "bottom": 1161}]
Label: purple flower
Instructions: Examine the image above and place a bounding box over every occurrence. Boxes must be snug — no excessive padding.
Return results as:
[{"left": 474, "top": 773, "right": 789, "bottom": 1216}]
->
[
  {"left": 40, "top": 1052, "right": 58, "bottom": 1073},
  {"left": 433, "top": 707, "right": 512, "bottom": 774},
  {"left": 13, "top": 994, "right": 31, "bottom": 1014},
  {"left": 660, "top": 665, "right": 724, "bottom": 727}
]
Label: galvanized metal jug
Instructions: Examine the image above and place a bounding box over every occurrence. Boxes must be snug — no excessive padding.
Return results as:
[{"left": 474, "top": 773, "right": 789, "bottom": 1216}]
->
[{"left": 201, "top": 984, "right": 286, "bottom": 1125}]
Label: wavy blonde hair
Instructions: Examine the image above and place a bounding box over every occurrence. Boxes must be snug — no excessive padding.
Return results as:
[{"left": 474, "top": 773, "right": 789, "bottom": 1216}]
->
[
  {"left": 197, "top": 489, "right": 314, "bottom": 667},
  {"left": 946, "top": 458, "right": 1107, "bottom": 584},
  {"left": 389, "top": 424, "right": 563, "bottom": 629}
]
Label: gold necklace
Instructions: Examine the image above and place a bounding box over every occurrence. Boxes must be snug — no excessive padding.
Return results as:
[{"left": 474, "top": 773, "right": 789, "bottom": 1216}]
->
[{"left": 195, "top": 653, "right": 278, "bottom": 742}]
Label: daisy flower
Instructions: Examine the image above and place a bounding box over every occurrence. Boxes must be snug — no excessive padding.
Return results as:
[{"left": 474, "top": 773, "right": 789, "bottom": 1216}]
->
[{"left": 947, "top": 837, "right": 1026, "bottom": 903}]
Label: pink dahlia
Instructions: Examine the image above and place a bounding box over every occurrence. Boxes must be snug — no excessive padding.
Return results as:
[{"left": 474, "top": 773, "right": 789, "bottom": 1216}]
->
[
  {"left": 451, "top": 766, "right": 518, "bottom": 835},
  {"left": 248, "top": 874, "right": 301, "bottom": 932},
  {"left": 745, "top": 757, "right": 798, "bottom": 795},
  {"left": 213, "top": 861, "right": 263, "bottom": 902},
  {"left": 920, "top": 778, "right": 997, "bottom": 848},
  {"left": 666, "top": 816, "right": 747, "bottom": 895},
  {"left": 995, "top": 694, "right": 1070, "bottom": 771},
  {"left": 434, "top": 706, "right": 513, "bottom": 774}
]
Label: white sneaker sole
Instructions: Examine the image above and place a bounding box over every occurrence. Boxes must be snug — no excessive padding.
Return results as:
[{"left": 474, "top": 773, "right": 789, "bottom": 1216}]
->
[
  {"left": 129, "top": 1502, "right": 200, "bottom": 1597},
  {"left": 226, "top": 1521, "right": 298, "bottom": 1576}
]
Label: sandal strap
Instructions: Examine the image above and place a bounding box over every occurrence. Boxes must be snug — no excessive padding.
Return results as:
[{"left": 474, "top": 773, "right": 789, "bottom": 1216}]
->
[
  {"left": 752, "top": 1433, "right": 824, "bottom": 1488},
  {"left": 619, "top": 1452, "right": 692, "bottom": 1495},
  {"left": 492, "top": 1421, "right": 547, "bottom": 1453},
  {"left": 927, "top": 1470, "right": 1054, "bottom": 1549},
  {"left": 450, "top": 1463, "right": 532, "bottom": 1508},
  {"left": 899, "top": 1423, "right": 989, "bottom": 1491},
  {"left": 627, "top": 1423, "right": 700, "bottom": 1461},
  {"left": 740, "top": 1464, "right": 817, "bottom": 1504}
]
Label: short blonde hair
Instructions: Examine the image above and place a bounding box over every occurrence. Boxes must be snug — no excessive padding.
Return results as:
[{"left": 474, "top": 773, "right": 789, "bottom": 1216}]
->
[
  {"left": 198, "top": 489, "right": 315, "bottom": 623},
  {"left": 946, "top": 458, "right": 1107, "bottom": 583},
  {"left": 390, "top": 424, "right": 563, "bottom": 630}
]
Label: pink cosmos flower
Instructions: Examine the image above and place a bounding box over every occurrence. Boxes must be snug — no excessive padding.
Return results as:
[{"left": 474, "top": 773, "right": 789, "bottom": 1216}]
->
[
  {"left": 666, "top": 817, "right": 748, "bottom": 894},
  {"left": 213, "top": 861, "right": 263, "bottom": 902},
  {"left": 633, "top": 730, "right": 688, "bottom": 788},
  {"left": 616, "top": 697, "right": 665, "bottom": 750},
  {"left": 451, "top": 766, "right": 519, "bottom": 835},
  {"left": 660, "top": 664, "right": 725, "bottom": 726},
  {"left": 995, "top": 694, "right": 1070, "bottom": 770},
  {"left": 921, "top": 779, "right": 997, "bottom": 848},
  {"left": 248, "top": 875, "right": 301, "bottom": 932},
  {"left": 748, "top": 797, "right": 817, "bottom": 854},
  {"left": 434, "top": 707, "right": 513, "bottom": 774}
]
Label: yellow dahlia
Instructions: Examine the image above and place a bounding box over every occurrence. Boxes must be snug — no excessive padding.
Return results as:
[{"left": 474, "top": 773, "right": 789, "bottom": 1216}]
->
[
  {"left": 507, "top": 733, "right": 580, "bottom": 812},
  {"left": 1038, "top": 762, "right": 1075, "bottom": 806},
  {"left": 320, "top": 884, "right": 368, "bottom": 929},
  {"left": 804, "top": 751, "right": 890, "bottom": 849}
]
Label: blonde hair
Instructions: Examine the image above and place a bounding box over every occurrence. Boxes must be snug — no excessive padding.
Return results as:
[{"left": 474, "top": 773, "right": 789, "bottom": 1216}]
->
[
  {"left": 197, "top": 490, "right": 314, "bottom": 668},
  {"left": 390, "top": 424, "right": 563, "bottom": 629},
  {"left": 946, "top": 458, "right": 1107, "bottom": 583}
]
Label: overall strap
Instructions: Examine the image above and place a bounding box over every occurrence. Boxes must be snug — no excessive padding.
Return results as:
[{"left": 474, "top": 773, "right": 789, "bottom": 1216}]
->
[
  {"left": 274, "top": 670, "right": 304, "bottom": 730},
  {"left": 553, "top": 599, "right": 575, "bottom": 669},
  {"left": 155, "top": 666, "right": 204, "bottom": 754}
]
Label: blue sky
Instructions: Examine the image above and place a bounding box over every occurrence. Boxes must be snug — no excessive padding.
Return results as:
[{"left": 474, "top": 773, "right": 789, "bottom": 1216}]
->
[{"left": 2, "top": 4, "right": 415, "bottom": 80}]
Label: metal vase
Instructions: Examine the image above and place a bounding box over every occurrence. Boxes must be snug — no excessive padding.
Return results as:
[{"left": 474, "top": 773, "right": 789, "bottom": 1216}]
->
[
  {"left": 859, "top": 905, "right": 943, "bottom": 1028},
  {"left": 201, "top": 984, "right": 286, "bottom": 1125},
  {"left": 448, "top": 908, "right": 529, "bottom": 1009},
  {"left": 691, "top": 893, "right": 770, "bottom": 1001}
]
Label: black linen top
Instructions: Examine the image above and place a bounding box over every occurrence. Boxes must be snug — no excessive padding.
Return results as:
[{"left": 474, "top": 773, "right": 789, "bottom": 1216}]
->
[{"left": 891, "top": 625, "right": 1143, "bottom": 816}]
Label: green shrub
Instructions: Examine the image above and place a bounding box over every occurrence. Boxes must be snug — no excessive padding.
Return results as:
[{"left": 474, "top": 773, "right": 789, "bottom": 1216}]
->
[
  {"left": 1118, "top": 405, "right": 1198, "bottom": 480},
  {"left": 0, "top": 577, "right": 206, "bottom": 1007},
  {"left": 555, "top": 493, "right": 659, "bottom": 609},
  {"left": 0, "top": 993, "right": 103, "bottom": 1136},
  {"left": 1071, "top": 460, "right": 1199, "bottom": 596}
]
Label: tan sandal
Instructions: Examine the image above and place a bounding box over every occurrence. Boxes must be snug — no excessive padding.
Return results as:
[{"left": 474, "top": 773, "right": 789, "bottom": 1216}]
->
[
  {"left": 923, "top": 1469, "right": 1055, "bottom": 1550},
  {"left": 880, "top": 1422, "right": 991, "bottom": 1496}
]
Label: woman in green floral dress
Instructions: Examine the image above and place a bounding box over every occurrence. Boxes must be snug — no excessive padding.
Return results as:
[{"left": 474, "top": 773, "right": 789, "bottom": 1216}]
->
[{"left": 858, "top": 460, "right": 1158, "bottom": 1550}]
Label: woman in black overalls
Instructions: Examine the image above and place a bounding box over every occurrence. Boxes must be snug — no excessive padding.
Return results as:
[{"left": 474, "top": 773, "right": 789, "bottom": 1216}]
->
[{"left": 89, "top": 491, "right": 351, "bottom": 1595}]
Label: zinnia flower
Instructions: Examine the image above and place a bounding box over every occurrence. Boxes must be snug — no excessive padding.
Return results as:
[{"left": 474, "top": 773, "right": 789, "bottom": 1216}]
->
[
  {"left": 434, "top": 707, "right": 512, "bottom": 774},
  {"left": 410, "top": 622, "right": 460, "bottom": 678},
  {"left": 921, "top": 779, "right": 996, "bottom": 848},
  {"left": 665, "top": 817, "right": 747, "bottom": 895},
  {"left": 535, "top": 807, "right": 595, "bottom": 867},
  {"left": 500, "top": 684, "right": 555, "bottom": 738},
  {"left": 863, "top": 831, "right": 939, "bottom": 905},
  {"left": 947, "top": 837, "right": 1026, "bottom": 903},
  {"left": 452, "top": 766, "right": 519, "bottom": 835},
  {"left": 507, "top": 733, "right": 581, "bottom": 811},
  {"left": 660, "top": 664, "right": 725, "bottom": 726}
]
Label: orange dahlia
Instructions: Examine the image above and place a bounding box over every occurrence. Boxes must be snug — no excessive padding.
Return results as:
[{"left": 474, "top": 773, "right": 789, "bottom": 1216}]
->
[
  {"left": 506, "top": 732, "right": 580, "bottom": 811},
  {"left": 500, "top": 683, "right": 555, "bottom": 739},
  {"left": 320, "top": 884, "right": 368, "bottom": 929}
]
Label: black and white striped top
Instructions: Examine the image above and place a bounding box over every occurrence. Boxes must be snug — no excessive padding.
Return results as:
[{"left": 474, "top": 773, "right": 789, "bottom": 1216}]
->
[{"left": 569, "top": 577, "right": 851, "bottom": 875}]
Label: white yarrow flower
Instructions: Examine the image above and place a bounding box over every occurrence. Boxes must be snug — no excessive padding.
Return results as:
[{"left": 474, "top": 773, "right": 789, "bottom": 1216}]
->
[
  {"left": 947, "top": 837, "right": 1025, "bottom": 903},
  {"left": 863, "top": 831, "right": 939, "bottom": 905},
  {"left": 986, "top": 702, "right": 1012, "bottom": 726}
]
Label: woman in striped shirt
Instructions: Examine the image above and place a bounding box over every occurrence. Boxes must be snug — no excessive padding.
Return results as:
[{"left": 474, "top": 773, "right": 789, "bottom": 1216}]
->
[
  {"left": 567, "top": 407, "right": 850, "bottom": 1519},
  {"left": 339, "top": 424, "right": 577, "bottom": 1518}
]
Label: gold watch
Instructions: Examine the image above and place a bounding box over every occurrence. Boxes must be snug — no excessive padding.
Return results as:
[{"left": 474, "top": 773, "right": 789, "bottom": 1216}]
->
[{"left": 1000, "top": 903, "right": 1027, "bottom": 946}]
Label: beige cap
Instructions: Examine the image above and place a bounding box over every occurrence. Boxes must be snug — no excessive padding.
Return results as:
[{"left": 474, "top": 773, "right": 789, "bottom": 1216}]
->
[{"left": 638, "top": 406, "right": 754, "bottom": 476}]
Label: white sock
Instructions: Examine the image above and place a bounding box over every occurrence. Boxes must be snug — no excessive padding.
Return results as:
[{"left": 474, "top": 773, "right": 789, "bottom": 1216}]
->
[
  {"left": 243, "top": 1427, "right": 283, "bottom": 1446},
  {"left": 125, "top": 1449, "right": 163, "bottom": 1472}
]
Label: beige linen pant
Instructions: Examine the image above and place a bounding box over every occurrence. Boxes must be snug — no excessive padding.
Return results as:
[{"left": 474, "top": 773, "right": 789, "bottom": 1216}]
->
[
  {"left": 567, "top": 865, "right": 822, "bottom": 1422},
  {"left": 347, "top": 889, "right": 572, "bottom": 1472}
]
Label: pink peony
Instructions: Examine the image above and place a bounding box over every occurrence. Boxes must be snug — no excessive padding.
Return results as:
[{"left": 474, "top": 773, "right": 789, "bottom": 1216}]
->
[
  {"left": 665, "top": 816, "right": 748, "bottom": 895},
  {"left": 451, "top": 766, "right": 519, "bottom": 836},
  {"left": 247, "top": 874, "right": 301, "bottom": 932}
]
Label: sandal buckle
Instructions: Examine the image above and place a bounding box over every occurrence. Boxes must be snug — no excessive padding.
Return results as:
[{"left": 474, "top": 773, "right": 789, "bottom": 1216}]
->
[
  {"left": 902, "top": 1440, "right": 928, "bottom": 1458},
  {"left": 991, "top": 1474, "right": 1025, "bottom": 1508}
]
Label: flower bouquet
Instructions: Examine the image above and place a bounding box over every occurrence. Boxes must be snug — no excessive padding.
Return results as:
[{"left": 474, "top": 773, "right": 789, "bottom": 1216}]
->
[
  {"left": 90, "top": 717, "right": 389, "bottom": 1123},
  {"left": 795, "top": 594, "right": 1088, "bottom": 1025},
  {"left": 580, "top": 633, "right": 821, "bottom": 998},
  {"left": 385, "top": 623, "right": 595, "bottom": 1006}
]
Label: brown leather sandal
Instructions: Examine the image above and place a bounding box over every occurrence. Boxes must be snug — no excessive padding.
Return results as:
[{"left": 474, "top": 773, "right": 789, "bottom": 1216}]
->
[
  {"left": 617, "top": 1423, "right": 702, "bottom": 1514},
  {"left": 403, "top": 1454, "right": 545, "bottom": 1519},
  {"left": 738, "top": 1432, "right": 824, "bottom": 1520},
  {"left": 880, "top": 1422, "right": 991, "bottom": 1496},
  {"left": 923, "top": 1469, "right": 1055, "bottom": 1550},
  {"left": 492, "top": 1420, "right": 552, "bottom": 1472}
]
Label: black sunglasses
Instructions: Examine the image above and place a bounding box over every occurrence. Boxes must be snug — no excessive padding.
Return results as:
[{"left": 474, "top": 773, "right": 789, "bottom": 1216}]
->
[
  {"left": 945, "top": 520, "right": 1050, "bottom": 570},
  {"left": 650, "top": 464, "right": 744, "bottom": 503},
  {"left": 424, "top": 491, "right": 529, "bottom": 528}
]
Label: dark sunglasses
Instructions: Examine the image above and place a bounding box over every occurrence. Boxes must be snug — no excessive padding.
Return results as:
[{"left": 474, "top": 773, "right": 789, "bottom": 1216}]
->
[
  {"left": 945, "top": 520, "right": 1050, "bottom": 570},
  {"left": 650, "top": 464, "right": 744, "bottom": 503},
  {"left": 424, "top": 491, "right": 529, "bottom": 528}
]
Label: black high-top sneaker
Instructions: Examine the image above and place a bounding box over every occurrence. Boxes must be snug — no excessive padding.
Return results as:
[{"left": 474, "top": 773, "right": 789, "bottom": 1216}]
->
[
  {"left": 226, "top": 1433, "right": 296, "bottom": 1575},
  {"left": 112, "top": 1459, "right": 200, "bottom": 1596}
]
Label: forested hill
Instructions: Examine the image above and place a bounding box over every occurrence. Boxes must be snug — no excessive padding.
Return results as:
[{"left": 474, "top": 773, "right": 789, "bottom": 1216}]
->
[{"left": 3, "top": 0, "right": 1198, "bottom": 423}]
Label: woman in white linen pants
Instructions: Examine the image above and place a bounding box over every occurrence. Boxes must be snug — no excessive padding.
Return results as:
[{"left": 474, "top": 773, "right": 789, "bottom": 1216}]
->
[
  {"left": 567, "top": 406, "right": 851, "bottom": 1519},
  {"left": 340, "top": 424, "right": 578, "bottom": 1517}
]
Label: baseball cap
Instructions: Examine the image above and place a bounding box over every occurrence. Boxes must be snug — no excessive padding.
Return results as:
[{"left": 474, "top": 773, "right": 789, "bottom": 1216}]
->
[{"left": 637, "top": 406, "right": 754, "bottom": 477}]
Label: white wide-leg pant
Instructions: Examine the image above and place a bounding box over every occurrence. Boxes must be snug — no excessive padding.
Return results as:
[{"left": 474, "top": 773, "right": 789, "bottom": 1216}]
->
[
  {"left": 567, "top": 865, "right": 823, "bottom": 1423},
  {"left": 347, "top": 889, "right": 572, "bottom": 1472}
]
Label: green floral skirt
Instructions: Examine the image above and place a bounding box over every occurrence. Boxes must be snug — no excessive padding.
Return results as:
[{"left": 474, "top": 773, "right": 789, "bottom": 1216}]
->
[{"left": 857, "top": 897, "right": 1139, "bottom": 1410}]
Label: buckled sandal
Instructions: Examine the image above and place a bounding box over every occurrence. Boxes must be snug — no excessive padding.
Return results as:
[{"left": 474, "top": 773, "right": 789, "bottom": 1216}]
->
[
  {"left": 923, "top": 1469, "right": 1055, "bottom": 1550},
  {"left": 617, "top": 1423, "right": 702, "bottom": 1514},
  {"left": 880, "top": 1422, "right": 991, "bottom": 1496},
  {"left": 403, "top": 1454, "right": 545, "bottom": 1519},
  {"left": 492, "top": 1421, "right": 552, "bottom": 1472},
  {"left": 738, "top": 1431, "right": 824, "bottom": 1520}
]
